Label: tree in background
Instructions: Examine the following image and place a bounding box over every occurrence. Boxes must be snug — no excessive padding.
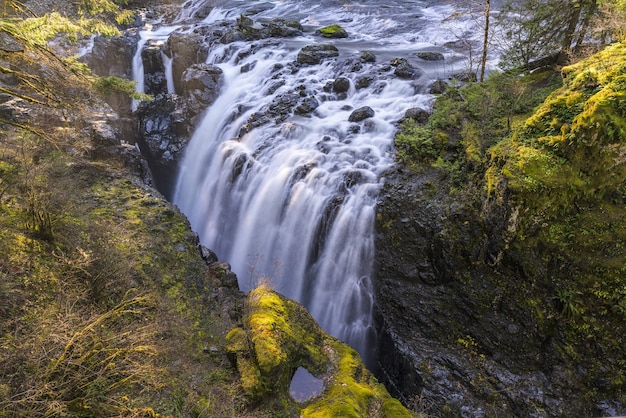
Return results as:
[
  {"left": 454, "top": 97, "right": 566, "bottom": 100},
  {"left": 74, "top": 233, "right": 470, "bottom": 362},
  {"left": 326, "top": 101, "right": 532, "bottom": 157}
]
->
[{"left": 496, "top": 0, "right": 603, "bottom": 71}]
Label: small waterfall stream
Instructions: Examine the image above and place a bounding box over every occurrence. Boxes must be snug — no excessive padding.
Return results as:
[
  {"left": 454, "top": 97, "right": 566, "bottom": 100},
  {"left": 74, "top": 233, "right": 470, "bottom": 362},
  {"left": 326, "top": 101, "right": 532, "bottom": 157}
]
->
[{"left": 131, "top": 0, "right": 490, "bottom": 367}]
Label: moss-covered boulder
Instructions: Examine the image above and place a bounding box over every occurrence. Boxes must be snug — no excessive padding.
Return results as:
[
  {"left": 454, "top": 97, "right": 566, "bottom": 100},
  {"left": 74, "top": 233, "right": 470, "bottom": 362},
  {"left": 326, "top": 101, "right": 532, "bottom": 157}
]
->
[
  {"left": 317, "top": 24, "right": 348, "bottom": 38},
  {"left": 226, "top": 284, "right": 410, "bottom": 417}
]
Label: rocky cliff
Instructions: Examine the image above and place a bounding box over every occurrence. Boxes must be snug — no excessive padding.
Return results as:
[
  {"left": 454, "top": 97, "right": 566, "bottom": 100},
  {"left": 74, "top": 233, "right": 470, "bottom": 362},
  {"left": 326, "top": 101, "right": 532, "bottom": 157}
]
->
[{"left": 374, "top": 42, "right": 626, "bottom": 417}]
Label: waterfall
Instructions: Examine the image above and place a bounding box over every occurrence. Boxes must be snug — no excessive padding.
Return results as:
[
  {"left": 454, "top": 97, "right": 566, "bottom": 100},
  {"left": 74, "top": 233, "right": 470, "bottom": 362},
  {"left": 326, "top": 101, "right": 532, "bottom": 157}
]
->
[{"left": 131, "top": 0, "right": 491, "bottom": 367}]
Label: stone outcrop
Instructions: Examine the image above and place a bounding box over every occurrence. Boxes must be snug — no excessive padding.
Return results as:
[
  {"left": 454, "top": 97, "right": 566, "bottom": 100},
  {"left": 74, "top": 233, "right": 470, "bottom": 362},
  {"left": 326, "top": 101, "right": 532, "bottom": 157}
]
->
[
  {"left": 390, "top": 58, "right": 424, "bottom": 80},
  {"left": 164, "top": 30, "right": 209, "bottom": 94},
  {"left": 136, "top": 94, "right": 191, "bottom": 198},
  {"left": 181, "top": 63, "right": 224, "bottom": 123},
  {"left": 141, "top": 39, "right": 168, "bottom": 96}
]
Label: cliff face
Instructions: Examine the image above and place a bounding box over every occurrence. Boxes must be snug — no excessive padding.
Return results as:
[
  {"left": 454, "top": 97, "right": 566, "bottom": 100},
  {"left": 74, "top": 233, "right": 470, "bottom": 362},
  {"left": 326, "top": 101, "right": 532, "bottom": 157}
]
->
[{"left": 374, "top": 42, "right": 626, "bottom": 417}]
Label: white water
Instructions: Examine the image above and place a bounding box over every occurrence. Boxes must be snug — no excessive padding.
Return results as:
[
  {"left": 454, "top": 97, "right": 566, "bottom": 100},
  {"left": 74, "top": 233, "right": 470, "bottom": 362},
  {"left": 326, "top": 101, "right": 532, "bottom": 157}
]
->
[{"left": 130, "top": 0, "right": 496, "bottom": 366}]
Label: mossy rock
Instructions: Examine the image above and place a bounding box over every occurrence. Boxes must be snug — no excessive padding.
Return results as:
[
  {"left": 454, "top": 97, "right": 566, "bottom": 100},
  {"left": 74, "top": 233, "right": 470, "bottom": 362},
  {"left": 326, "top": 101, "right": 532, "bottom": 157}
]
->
[
  {"left": 317, "top": 24, "right": 348, "bottom": 38},
  {"left": 416, "top": 51, "right": 444, "bottom": 61},
  {"left": 226, "top": 285, "right": 410, "bottom": 416},
  {"left": 493, "top": 41, "right": 626, "bottom": 213}
]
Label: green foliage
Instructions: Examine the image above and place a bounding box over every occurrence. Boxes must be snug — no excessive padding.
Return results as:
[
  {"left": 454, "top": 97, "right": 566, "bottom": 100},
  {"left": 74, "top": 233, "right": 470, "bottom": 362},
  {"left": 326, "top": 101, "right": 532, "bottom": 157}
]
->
[
  {"left": 0, "top": 13, "right": 119, "bottom": 48},
  {"left": 395, "top": 120, "right": 437, "bottom": 166},
  {"left": 94, "top": 75, "right": 152, "bottom": 101},
  {"left": 394, "top": 70, "right": 561, "bottom": 181}
]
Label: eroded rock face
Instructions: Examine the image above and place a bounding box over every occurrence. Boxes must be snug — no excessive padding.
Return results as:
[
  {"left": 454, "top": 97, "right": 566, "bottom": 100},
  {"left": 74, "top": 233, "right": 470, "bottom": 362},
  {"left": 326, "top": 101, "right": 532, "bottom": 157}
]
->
[
  {"left": 164, "top": 30, "right": 210, "bottom": 94},
  {"left": 86, "top": 32, "right": 139, "bottom": 78},
  {"left": 136, "top": 94, "right": 192, "bottom": 199},
  {"left": 142, "top": 39, "right": 167, "bottom": 96},
  {"left": 181, "top": 63, "right": 224, "bottom": 123},
  {"left": 374, "top": 166, "right": 563, "bottom": 417}
]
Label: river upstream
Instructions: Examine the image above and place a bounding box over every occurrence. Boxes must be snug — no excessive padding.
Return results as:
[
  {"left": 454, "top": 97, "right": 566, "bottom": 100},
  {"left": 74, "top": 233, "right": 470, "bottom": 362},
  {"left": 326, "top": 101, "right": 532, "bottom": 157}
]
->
[{"left": 131, "top": 0, "right": 490, "bottom": 368}]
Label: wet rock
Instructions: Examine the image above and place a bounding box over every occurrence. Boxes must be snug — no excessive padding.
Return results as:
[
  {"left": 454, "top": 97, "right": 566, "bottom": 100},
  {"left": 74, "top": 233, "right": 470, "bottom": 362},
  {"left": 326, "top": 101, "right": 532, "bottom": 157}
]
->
[
  {"left": 360, "top": 51, "right": 376, "bottom": 63},
  {"left": 332, "top": 77, "right": 351, "bottom": 93},
  {"left": 297, "top": 44, "right": 339, "bottom": 65},
  {"left": 294, "top": 96, "right": 320, "bottom": 115},
  {"left": 136, "top": 94, "right": 191, "bottom": 198},
  {"left": 403, "top": 107, "right": 430, "bottom": 124},
  {"left": 164, "top": 30, "right": 209, "bottom": 94},
  {"left": 415, "top": 51, "right": 445, "bottom": 61},
  {"left": 240, "top": 61, "right": 256, "bottom": 73},
  {"left": 335, "top": 57, "right": 363, "bottom": 73},
  {"left": 451, "top": 71, "right": 477, "bottom": 83},
  {"left": 316, "top": 24, "right": 348, "bottom": 38},
  {"left": 199, "top": 245, "right": 218, "bottom": 265},
  {"left": 266, "top": 18, "right": 303, "bottom": 37},
  {"left": 84, "top": 32, "right": 138, "bottom": 78},
  {"left": 348, "top": 106, "right": 375, "bottom": 122},
  {"left": 429, "top": 79, "right": 447, "bottom": 94},
  {"left": 355, "top": 75, "right": 374, "bottom": 89},
  {"left": 391, "top": 57, "right": 424, "bottom": 80},
  {"left": 141, "top": 39, "right": 167, "bottom": 96},
  {"left": 181, "top": 63, "right": 224, "bottom": 122}
]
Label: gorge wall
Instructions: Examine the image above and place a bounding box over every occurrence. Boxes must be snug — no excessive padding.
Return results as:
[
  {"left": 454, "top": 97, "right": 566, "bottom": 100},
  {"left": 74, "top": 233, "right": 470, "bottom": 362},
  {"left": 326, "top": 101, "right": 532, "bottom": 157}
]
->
[{"left": 374, "top": 43, "right": 626, "bottom": 417}]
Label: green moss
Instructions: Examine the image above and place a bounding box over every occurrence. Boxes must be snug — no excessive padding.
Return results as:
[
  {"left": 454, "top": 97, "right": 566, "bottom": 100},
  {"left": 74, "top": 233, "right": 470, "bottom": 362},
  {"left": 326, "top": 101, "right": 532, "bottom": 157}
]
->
[
  {"left": 317, "top": 24, "right": 348, "bottom": 38},
  {"left": 227, "top": 285, "right": 410, "bottom": 416}
]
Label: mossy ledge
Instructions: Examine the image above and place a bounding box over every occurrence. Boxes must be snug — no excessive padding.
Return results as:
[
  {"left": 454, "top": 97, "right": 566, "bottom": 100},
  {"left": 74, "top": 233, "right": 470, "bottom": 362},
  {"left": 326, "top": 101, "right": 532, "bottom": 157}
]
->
[{"left": 226, "top": 284, "right": 410, "bottom": 417}]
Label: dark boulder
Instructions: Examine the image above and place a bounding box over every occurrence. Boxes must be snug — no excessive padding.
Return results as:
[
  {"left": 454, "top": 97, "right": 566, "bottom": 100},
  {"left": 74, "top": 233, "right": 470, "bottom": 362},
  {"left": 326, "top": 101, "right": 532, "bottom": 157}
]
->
[
  {"left": 266, "top": 18, "right": 303, "bottom": 37},
  {"left": 297, "top": 44, "right": 339, "bottom": 65},
  {"left": 360, "top": 51, "right": 376, "bottom": 63},
  {"left": 390, "top": 58, "right": 424, "bottom": 80},
  {"left": 332, "top": 77, "right": 351, "bottom": 93},
  {"left": 348, "top": 106, "right": 375, "bottom": 122},
  {"left": 403, "top": 108, "right": 430, "bottom": 124},
  {"left": 355, "top": 75, "right": 374, "bottom": 89},
  {"left": 228, "top": 15, "right": 303, "bottom": 41},
  {"left": 429, "top": 79, "right": 447, "bottom": 94}
]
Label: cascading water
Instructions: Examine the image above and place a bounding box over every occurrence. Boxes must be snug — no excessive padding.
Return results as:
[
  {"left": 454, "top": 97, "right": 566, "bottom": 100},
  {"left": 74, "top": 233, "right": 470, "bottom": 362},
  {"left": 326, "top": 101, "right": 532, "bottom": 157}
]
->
[{"left": 132, "top": 0, "right": 493, "bottom": 367}]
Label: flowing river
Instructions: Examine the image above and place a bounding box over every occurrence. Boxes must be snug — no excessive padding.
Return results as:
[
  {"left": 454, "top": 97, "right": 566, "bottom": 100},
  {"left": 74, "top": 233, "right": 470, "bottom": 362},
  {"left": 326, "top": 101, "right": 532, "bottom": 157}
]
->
[{"left": 132, "top": 0, "right": 490, "bottom": 367}]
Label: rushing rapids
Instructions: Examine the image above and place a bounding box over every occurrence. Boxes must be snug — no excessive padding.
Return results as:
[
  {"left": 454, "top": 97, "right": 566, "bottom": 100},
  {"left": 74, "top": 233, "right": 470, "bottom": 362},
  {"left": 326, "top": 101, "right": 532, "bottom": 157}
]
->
[{"left": 131, "top": 0, "right": 489, "bottom": 366}]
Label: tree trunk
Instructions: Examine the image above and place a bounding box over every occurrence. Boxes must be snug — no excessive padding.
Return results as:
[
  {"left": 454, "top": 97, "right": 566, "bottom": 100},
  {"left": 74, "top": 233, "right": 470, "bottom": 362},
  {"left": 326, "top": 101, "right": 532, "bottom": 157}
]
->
[
  {"left": 480, "top": 0, "right": 490, "bottom": 82},
  {"left": 557, "top": 1, "right": 583, "bottom": 64}
]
